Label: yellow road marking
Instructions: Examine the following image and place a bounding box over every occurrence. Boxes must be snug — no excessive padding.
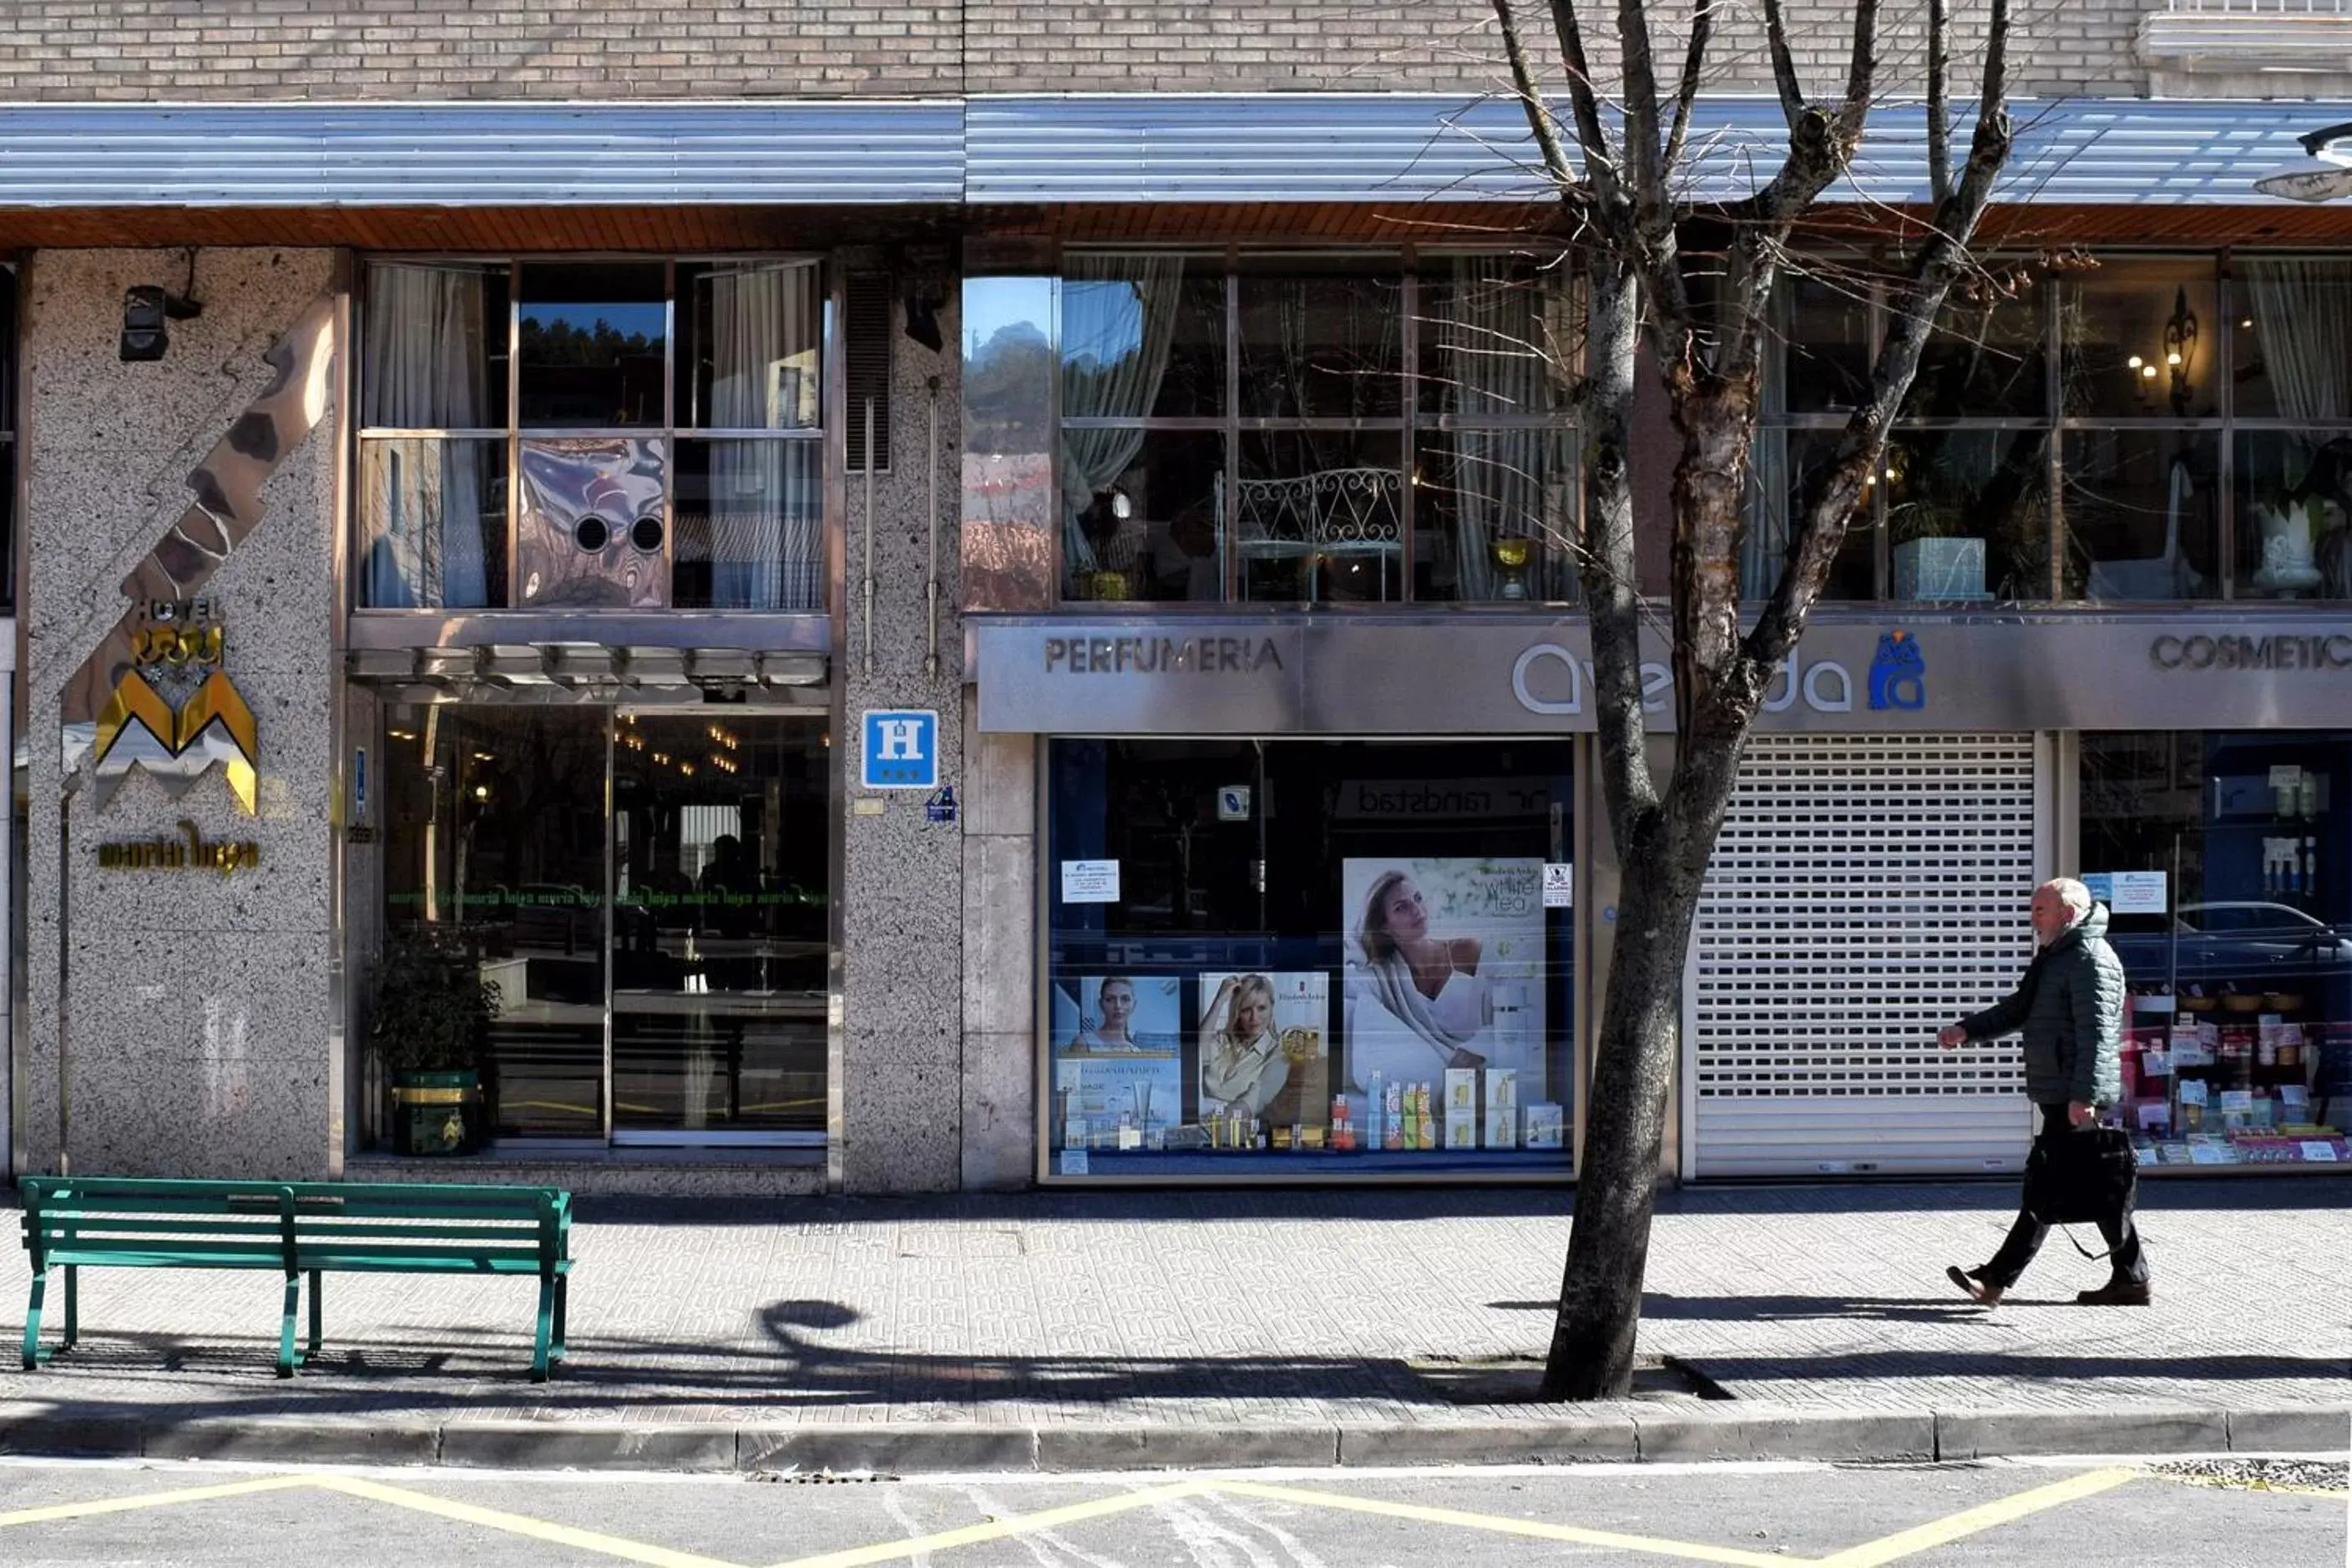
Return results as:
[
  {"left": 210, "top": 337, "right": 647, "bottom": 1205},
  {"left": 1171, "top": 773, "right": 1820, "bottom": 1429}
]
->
[
  {"left": 0, "top": 1474, "right": 315, "bottom": 1529},
  {"left": 1813, "top": 1466, "right": 2142, "bottom": 1568},
  {"left": 765, "top": 1479, "right": 1216, "bottom": 1568},
  {"left": 1211, "top": 1479, "right": 1795, "bottom": 1567},
  {"left": 316, "top": 1474, "right": 747, "bottom": 1568}
]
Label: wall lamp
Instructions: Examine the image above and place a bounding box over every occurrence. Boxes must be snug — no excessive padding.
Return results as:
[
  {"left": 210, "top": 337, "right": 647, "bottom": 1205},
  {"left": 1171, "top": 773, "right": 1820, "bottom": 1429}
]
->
[
  {"left": 2254, "top": 122, "right": 2352, "bottom": 203},
  {"left": 120, "top": 284, "right": 203, "bottom": 362}
]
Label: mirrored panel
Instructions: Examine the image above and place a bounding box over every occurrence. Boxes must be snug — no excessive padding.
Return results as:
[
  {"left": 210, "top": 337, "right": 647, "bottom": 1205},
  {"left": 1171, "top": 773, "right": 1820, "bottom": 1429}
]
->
[{"left": 515, "top": 437, "right": 669, "bottom": 609}]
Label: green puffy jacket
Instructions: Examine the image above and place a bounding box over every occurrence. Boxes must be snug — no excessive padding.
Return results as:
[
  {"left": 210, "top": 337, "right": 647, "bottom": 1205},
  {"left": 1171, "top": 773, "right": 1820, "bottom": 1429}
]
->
[{"left": 1956, "top": 903, "right": 2126, "bottom": 1107}]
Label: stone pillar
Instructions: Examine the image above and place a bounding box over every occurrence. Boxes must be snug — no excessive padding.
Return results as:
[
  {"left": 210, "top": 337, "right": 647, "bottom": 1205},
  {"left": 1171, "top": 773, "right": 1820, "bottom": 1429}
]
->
[
  {"left": 21, "top": 248, "right": 343, "bottom": 1180},
  {"left": 960, "top": 721, "right": 1035, "bottom": 1189},
  {"left": 839, "top": 265, "right": 966, "bottom": 1194}
]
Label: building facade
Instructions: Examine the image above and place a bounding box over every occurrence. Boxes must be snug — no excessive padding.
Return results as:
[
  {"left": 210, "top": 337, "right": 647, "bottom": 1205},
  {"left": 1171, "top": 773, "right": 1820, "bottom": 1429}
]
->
[{"left": 2, "top": 3, "right": 2349, "bottom": 1195}]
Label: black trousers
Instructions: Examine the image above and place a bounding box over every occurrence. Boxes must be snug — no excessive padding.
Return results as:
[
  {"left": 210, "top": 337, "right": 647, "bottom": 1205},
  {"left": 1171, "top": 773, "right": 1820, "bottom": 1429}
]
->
[{"left": 1979, "top": 1103, "right": 2149, "bottom": 1289}]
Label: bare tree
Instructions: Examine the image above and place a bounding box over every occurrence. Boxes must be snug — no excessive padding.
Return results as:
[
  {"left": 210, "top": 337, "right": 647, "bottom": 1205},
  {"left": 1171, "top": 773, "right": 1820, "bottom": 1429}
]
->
[{"left": 1489, "top": 0, "right": 2016, "bottom": 1399}]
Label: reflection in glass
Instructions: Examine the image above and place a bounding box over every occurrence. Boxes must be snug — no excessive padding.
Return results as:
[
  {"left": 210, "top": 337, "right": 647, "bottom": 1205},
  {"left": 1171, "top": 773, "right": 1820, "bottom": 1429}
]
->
[
  {"left": 2061, "top": 260, "right": 2217, "bottom": 420},
  {"left": 1907, "top": 280, "right": 2046, "bottom": 419},
  {"left": 518, "top": 261, "right": 666, "bottom": 427},
  {"left": 680, "top": 261, "right": 822, "bottom": 430},
  {"left": 1414, "top": 426, "right": 1573, "bottom": 602},
  {"left": 2235, "top": 432, "right": 2352, "bottom": 599},
  {"left": 1237, "top": 262, "right": 1404, "bottom": 419},
  {"left": 1744, "top": 427, "right": 1875, "bottom": 600},
  {"left": 963, "top": 276, "right": 1060, "bottom": 612},
  {"left": 2232, "top": 258, "right": 2352, "bottom": 422},
  {"left": 1236, "top": 431, "right": 1404, "bottom": 602},
  {"left": 1418, "top": 255, "right": 1568, "bottom": 417},
  {"left": 1780, "top": 275, "right": 1874, "bottom": 414},
  {"left": 673, "top": 439, "right": 822, "bottom": 609},
  {"left": 379, "top": 706, "right": 609, "bottom": 1141},
  {"left": 1884, "top": 428, "right": 2049, "bottom": 601},
  {"left": 1060, "top": 255, "right": 1223, "bottom": 419},
  {"left": 515, "top": 437, "right": 668, "bottom": 609},
  {"left": 361, "top": 260, "right": 508, "bottom": 432},
  {"left": 612, "top": 716, "right": 828, "bottom": 1136},
  {"left": 1061, "top": 430, "right": 1224, "bottom": 602},
  {"left": 360, "top": 438, "right": 509, "bottom": 608},
  {"left": 2064, "top": 428, "right": 2220, "bottom": 600}
]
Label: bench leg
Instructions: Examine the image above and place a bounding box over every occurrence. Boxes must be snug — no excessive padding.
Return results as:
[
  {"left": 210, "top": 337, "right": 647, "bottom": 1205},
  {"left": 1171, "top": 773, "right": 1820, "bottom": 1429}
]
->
[
  {"left": 550, "top": 1274, "right": 568, "bottom": 1364},
  {"left": 22, "top": 1270, "right": 45, "bottom": 1370},
  {"left": 529, "top": 1275, "right": 554, "bottom": 1383},
  {"left": 277, "top": 1275, "right": 301, "bottom": 1378},
  {"left": 62, "top": 1266, "right": 78, "bottom": 1351},
  {"left": 306, "top": 1270, "right": 323, "bottom": 1361}
]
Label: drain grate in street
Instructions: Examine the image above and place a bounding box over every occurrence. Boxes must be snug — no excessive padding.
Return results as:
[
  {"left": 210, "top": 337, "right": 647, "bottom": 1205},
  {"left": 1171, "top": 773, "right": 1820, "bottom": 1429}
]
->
[{"left": 2151, "top": 1457, "right": 2349, "bottom": 1495}]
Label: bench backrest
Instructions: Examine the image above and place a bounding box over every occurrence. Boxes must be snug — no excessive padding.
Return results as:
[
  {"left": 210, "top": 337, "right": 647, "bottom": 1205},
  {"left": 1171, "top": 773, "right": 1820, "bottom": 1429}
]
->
[{"left": 19, "top": 1176, "right": 569, "bottom": 1275}]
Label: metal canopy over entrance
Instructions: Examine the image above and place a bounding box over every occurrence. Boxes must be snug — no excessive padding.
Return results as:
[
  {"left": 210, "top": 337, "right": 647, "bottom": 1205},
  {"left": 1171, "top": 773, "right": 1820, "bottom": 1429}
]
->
[{"left": 1685, "top": 734, "right": 2044, "bottom": 1179}]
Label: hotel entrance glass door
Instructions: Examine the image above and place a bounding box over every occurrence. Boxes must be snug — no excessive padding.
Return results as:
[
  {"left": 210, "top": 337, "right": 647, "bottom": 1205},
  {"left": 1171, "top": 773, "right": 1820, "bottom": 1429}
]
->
[{"left": 609, "top": 712, "right": 830, "bottom": 1144}]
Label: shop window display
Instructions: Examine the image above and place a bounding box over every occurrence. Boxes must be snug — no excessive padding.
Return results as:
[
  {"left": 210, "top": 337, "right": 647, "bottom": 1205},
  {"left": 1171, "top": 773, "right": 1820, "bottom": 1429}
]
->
[
  {"left": 1045, "top": 740, "right": 1575, "bottom": 1176},
  {"left": 2083, "top": 731, "right": 2352, "bottom": 1171}
]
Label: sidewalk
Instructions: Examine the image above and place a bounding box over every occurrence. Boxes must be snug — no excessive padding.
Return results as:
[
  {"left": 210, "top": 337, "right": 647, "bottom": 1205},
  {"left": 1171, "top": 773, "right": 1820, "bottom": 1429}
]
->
[{"left": 2, "top": 1179, "right": 2346, "bottom": 1473}]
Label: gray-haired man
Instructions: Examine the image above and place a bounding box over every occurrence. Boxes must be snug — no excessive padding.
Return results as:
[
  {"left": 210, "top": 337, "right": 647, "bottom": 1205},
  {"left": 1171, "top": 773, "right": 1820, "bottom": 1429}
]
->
[{"left": 1937, "top": 878, "right": 2151, "bottom": 1307}]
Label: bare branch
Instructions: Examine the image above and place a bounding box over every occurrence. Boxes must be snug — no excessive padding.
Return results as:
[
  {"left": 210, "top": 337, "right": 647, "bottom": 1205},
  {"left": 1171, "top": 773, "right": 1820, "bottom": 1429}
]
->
[
  {"left": 1536, "top": 0, "right": 1621, "bottom": 195},
  {"left": 1662, "top": 0, "right": 1715, "bottom": 179},
  {"left": 1838, "top": 0, "right": 1883, "bottom": 139},
  {"left": 1759, "top": 0, "right": 1805, "bottom": 125},
  {"left": 1927, "top": 0, "right": 1952, "bottom": 206},
  {"left": 1490, "top": 0, "right": 1585, "bottom": 212}
]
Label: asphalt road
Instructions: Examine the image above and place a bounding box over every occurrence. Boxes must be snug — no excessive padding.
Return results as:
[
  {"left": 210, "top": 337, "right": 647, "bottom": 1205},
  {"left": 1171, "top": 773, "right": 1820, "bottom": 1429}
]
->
[{"left": 0, "top": 1453, "right": 2342, "bottom": 1567}]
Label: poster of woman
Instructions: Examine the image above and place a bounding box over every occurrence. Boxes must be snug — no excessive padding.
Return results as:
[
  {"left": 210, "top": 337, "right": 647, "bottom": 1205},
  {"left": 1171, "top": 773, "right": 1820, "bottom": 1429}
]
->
[
  {"left": 1197, "top": 971, "right": 1331, "bottom": 1129},
  {"left": 1341, "top": 858, "right": 1547, "bottom": 1102},
  {"left": 1049, "top": 974, "right": 1182, "bottom": 1148}
]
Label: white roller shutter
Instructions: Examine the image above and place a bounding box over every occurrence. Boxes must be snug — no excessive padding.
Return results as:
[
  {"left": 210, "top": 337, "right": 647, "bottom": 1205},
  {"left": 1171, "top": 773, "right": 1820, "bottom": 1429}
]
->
[{"left": 1687, "top": 734, "right": 2041, "bottom": 1178}]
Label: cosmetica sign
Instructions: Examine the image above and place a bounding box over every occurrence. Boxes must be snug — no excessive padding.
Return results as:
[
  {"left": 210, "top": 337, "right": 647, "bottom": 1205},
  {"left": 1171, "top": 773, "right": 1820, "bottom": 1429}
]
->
[{"left": 1511, "top": 630, "right": 1927, "bottom": 716}]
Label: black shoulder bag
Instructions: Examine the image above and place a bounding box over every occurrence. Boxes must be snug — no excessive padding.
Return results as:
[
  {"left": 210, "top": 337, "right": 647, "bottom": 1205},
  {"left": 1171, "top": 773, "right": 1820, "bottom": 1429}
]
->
[{"left": 2023, "top": 1124, "right": 2137, "bottom": 1227}]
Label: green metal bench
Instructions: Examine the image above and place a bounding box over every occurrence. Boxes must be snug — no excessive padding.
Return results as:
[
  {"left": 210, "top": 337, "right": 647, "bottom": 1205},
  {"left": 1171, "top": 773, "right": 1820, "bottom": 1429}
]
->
[{"left": 18, "top": 1176, "right": 572, "bottom": 1381}]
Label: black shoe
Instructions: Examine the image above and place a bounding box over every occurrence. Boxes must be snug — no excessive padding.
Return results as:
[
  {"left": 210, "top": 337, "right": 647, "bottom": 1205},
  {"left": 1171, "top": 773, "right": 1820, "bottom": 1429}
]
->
[
  {"left": 2076, "top": 1279, "right": 2152, "bottom": 1307},
  {"left": 1946, "top": 1264, "right": 2003, "bottom": 1306}
]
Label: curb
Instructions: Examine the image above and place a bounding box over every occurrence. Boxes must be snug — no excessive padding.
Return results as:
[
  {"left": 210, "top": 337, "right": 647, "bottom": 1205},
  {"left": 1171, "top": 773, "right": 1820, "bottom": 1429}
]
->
[{"left": 0, "top": 1405, "right": 2343, "bottom": 1474}]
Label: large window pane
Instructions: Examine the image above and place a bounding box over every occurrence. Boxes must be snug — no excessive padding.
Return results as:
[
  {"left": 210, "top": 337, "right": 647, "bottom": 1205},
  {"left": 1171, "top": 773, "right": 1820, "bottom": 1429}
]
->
[
  {"left": 358, "top": 437, "right": 509, "bottom": 609},
  {"left": 2235, "top": 432, "right": 2352, "bottom": 600},
  {"left": 379, "top": 706, "right": 609, "bottom": 1141},
  {"left": 2061, "top": 259, "right": 2218, "bottom": 420},
  {"left": 1781, "top": 276, "right": 1874, "bottom": 414},
  {"left": 612, "top": 715, "right": 829, "bottom": 1136},
  {"left": 518, "top": 261, "right": 666, "bottom": 427},
  {"left": 1743, "top": 428, "right": 1875, "bottom": 600},
  {"left": 361, "top": 261, "right": 508, "bottom": 431},
  {"left": 673, "top": 438, "right": 823, "bottom": 610},
  {"left": 1884, "top": 428, "right": 2051, "bottom": 601},
  {"left": 1047, "top": 739, "right": 1574, "bottom": 1176},
  {"left": 1417, "top": 254, "right": 1569, "bottom": 418},
  {"left": 1237, "top": 431, "right": 1404, "bottom": 603},
  {"left": 1061, "top": 255, "right": 1224, "bottom": 420},
  {"left": 1906, "top": 278, "right": 2046, "bottom": 419},
  {"left": 1062, "top": 429, "right": 1225, "bottom": 602},
  {"left": 963, "top": 275, "right": 1060, "bottom": 612},
  {"left": 1413, "top": 425, "right": 1574, "bottom": 602},
  {"left": 2084, "top": 731, "right": 2352, "bottom": 1168},
  {"left": 679, "top": 261, "right": 822, "bottom": 431},
  {"left": 1237, "top": 260, "right": 1404, "bottom": 419},
  {"left": 2063, "top": 428, "right": 2221, "bottom": 600},
  {"left": 2232, "top": 258, "right": 2352, "bottom": 422}
]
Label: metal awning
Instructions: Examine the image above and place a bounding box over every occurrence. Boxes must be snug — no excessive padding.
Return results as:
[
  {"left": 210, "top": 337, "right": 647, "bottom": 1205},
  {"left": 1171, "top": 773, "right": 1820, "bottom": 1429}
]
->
[{"left": 0, "top": 95, "right": 2342, "bottom": 210}]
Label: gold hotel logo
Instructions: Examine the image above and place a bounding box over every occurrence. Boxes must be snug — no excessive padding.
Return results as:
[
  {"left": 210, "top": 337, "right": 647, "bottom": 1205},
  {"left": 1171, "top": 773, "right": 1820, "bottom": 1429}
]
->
[{"left": 83, "top": 600, "right": 260, "bottom": 814}]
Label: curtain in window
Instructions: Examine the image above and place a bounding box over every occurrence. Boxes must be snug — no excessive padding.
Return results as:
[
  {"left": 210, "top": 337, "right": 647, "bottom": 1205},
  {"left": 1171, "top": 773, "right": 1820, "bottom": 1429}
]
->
[
  {"left": 1060, "top": 255, "right": 1186, "bottom": 574},
  {"left": 2244, "top": 260, "right": 2352, "bottom": 597},
  {"left": 361, "top": 264, "right": 492, "bottom": 607},
  {"left": 704, "top": 263, "right": 822, "bottom": 609},
  {"left": 1439, "top": 257, "right": 1548, "bottom": 599}
]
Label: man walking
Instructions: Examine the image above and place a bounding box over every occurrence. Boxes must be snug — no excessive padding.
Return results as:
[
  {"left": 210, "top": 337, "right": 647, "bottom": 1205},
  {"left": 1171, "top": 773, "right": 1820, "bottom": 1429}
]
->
[{"left": 1938, "top": 878, "right": 2151, "bottom": 1306}]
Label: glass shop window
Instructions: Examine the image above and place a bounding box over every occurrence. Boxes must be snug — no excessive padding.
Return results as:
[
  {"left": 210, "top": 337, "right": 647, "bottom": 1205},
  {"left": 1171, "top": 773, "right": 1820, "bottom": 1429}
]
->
[
  {"left": 357, "top": 257, "right": 826, "bottom": 612},
  {"left": 1044, "top": 739, "right": 1576, "bottom": 1178},
  {"left": 2081, "top": 731, "right": 2352, "bottom": 1171}
]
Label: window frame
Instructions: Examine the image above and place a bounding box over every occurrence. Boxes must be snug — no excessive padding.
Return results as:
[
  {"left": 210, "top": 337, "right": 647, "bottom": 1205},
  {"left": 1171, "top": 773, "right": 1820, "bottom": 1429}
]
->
[{"left": 353, "top": 251, "right": 830, "bottom": 614}]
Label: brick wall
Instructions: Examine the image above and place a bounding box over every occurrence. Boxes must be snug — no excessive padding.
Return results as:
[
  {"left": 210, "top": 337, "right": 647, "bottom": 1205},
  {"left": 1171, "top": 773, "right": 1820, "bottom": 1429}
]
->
[
  {"left": 0, "top": 0, "right": 2145, "bottom": 101},
  {"left": 0, "top": 2, "right": 963, "bottom": 99}
]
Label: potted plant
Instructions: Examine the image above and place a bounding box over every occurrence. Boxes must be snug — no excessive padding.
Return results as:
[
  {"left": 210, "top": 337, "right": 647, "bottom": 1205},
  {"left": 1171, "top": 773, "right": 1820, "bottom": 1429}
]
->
[
  {"left": 370, "top": 933, "right": 500, "bottom": 1156},
  {"left": 1887, "top": 491, "right": 1990, "bottom": 603}
]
